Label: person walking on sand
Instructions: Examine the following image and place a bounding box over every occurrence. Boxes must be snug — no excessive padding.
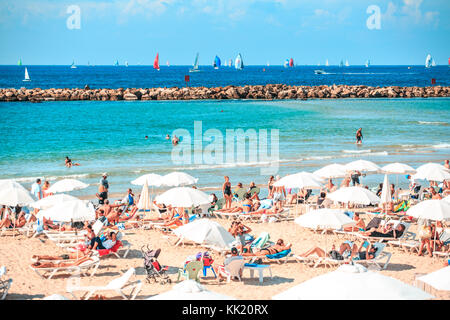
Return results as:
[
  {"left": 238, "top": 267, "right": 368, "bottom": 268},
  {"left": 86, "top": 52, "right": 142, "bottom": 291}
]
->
[
  {"left": 31, "top": 178, "right": 43, "bottom": 200},
  {"left": 223, "top": 176, "right": 233, "bottom": 209},
  {"left": 356, "top": 128, "right": 363, "bottom": 145},
  {"left": 99, "top": 173, "right": 109, "bottom": 201}
]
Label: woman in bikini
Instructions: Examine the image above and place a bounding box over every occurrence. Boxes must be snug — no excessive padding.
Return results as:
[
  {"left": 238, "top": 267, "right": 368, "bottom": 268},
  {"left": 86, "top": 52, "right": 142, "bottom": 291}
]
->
[
  {"left": 267, "top": 176, "right": 275, "bottom": 198},
  {"left": 31, "top": 253, "right": 93, "bottom": 269},
  {"left": 242, "top": 239, "right": 291, "bottom": 256},
  {"left": 223, "top": 176, "right": 232, "bottom": 209}
]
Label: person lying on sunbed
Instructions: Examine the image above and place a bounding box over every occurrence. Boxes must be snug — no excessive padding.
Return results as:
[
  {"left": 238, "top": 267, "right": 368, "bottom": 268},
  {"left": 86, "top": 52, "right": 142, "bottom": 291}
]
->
[
  {"left": 298, "top": 240, "right": 376, "bottom": 261},
  {"left": 245, "top": 207, "right": 280, "bottom": 215},
  {"left": 88, "top": 231, "right": 117, "bottom": 250},
  {"left": 241, "top": 239, "right": 291, "bottom": 256},
  {"left": 32, "top": 250, "right": 91, "bottom": 262},
  {"left": 31, "top": 253, "right": 93, "bottom": 269},
  {"left": 215, "top": 206, "right": 244, "bottom": 214},
  {"left": 0, "top": 211, "right": 27, "bottom": 229},
  {"left": 362, "top": 223, "right": 405, "bottom": 238},
  {"left": 343, "top": 212, "right": 366, "bottom": 232}
]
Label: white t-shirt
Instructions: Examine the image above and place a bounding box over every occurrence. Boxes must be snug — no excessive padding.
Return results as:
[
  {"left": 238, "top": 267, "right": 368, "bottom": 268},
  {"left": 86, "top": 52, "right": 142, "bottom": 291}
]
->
[
  {"left": 102, "top": 239, "right": 116, "bottom": 250},
  {"left": 31, "top": 182, "right": 42, "bottom": 198}
]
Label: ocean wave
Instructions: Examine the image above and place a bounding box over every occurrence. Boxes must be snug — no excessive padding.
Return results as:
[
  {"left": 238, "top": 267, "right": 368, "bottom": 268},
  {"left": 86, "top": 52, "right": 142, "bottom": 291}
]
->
[
  {"left": 433, "top": 143, "right": 450, "bottom": 149},
  {"left": 342, "top": 149, "right": 372, "bottom": 154},
  {"left": 11, "top": 173, "right": 90, "bottom": 183},
  {"left": 417, "top": 121, "right": 449, "bottom": 126}
]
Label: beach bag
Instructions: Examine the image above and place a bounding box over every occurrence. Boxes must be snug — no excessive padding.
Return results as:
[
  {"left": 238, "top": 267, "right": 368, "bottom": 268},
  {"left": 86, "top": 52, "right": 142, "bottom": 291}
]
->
[{"left": 419, "top": 225, "right": 432, "bottom": 240}]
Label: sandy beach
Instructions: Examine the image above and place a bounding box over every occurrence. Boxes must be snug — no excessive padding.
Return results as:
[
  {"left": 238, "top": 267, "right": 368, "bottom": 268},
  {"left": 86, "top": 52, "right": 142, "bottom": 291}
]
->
[{"left": 1, "top": 208, "right": 449, "bottom": 300}]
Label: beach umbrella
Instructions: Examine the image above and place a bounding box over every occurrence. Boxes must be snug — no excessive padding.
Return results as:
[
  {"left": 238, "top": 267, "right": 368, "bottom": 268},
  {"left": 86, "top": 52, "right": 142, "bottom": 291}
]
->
[
  {"left": 30, "top": 194, "right": 79, "bottom": 210},
  {"left": 381, "top": 163, "right": 416, "bottom": 174},
  {"left": 147, "top": 280, "right": 235, "bottom": 300},
  {"left": 36, "top": 200, "right": 95, "bottom": 222},
  {"left": 155, "top": 187, "right": 210, "bottom": 208},
  {"left": 326, "top": 186, "right": 380, "bottom": 205},
  {"left": 416, "top": 266, "right": 450, "bottom": 292},
  {"left": 444, "top": 195, "right": 450, "bottom": 204},
  {"left": 272, "top": 264, "right": 433, "bottom": 300},
  {"left": 131, "top": 173, "right": 163, "bottom": 187},
  {"left": 160, "top": 172, "right": 198, "bottom": 187},
  {"left": 173, "top": 218, "right": 235, "bottom": 249},
  {"left": 0, "top": 182, "right": 35, "bottom": 206},
  {"left": 46, "top": 179, "right": 89, "bottom": 193},
  {"left": 43, "top": 294, "right": 70, "bottom": 300},
  {"left": 313, "top": 163, "right": 347, "bottom": 179},
  {"left": 294, "top": 208, "right": 355, "bottom": 230},
  {"left": 407, "top": 199, "right": 450, "bottom": 221},
  {"left": 380, "top": 174, "right": 392, "bottom": 205},
  {"left": 345, "top": 160, "right": 380, "bottom": 173},
  {"left": 0, "top": 179, "right": 29, "bottom": 192},
  {"left": 137, "top": 180, "right": 152, "bottom": 210},
  {"left": 273, "top": 172, "right": 323, "bottom": 189},
  {"left": 413, "top": 163, "right": 450, "bottom": 182}
]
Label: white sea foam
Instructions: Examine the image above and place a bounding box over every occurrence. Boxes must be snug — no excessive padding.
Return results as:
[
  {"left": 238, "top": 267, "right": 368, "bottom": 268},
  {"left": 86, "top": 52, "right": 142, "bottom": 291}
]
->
[
  {"left": 342, "top": 149, "right": 372, "bottom": 154},
  {"left": 432, "top": 143, "right": 450, "bottom": 149},
  {"left": 12, "top": 173, "right": 90, "bottom": 183}
]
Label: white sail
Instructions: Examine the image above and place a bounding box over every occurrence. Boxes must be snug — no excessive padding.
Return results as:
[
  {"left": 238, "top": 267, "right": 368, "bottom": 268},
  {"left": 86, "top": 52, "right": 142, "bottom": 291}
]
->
[
  {"left": 425, "top": 54, "right": 432, "bottom": 68},
  {"left": 189, "top": 53, "right": 200, "bottom": 72},
  {"left": 345, "top": 60, "right": 349, "bottom": 67},
  {"left": 125, "top": 61, "right": 129, "bottom": 67},
  {"left": 70, "top": 60, "right": 77, "bottom": 69},
  {"left": 325, "top": 59, "right": 329, "bottom": 67},
  {"left": 431, "top": 58, "right": 436, "bottom": 67},
  {"left": 235, "top": 53, "right": 244, "bottom": 70},
  {"left": 23, "top": 68, "right": 31, "bottom": 81},
  {"left": 365, "top": 59, "right": 370, "bottom": 68}
]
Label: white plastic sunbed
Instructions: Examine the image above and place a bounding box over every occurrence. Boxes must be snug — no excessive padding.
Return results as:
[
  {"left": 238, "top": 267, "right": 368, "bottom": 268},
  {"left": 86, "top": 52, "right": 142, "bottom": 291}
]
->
[
  {"left": 66, "top": 268, "right": 142, "bottom": 300},
  {"left": 30, "top": 255, "right": 100, "bottom": 280},
  {"left": 0, "top": 266, "right": 12, "bottom": 300}
]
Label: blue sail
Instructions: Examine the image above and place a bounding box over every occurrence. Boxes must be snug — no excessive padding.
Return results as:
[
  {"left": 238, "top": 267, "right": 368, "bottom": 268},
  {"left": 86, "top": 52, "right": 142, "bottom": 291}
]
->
[{"left": 214, "top": 56, "right": 221, "bottom": 68}]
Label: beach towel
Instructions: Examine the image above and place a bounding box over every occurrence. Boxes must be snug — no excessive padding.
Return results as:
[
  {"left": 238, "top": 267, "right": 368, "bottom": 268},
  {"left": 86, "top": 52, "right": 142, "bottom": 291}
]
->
[
  {"left": 266, "top": 249, "right": 291, "bottom": 260},
  {"left": 252, "top": 232, "right": 270, "bottom": 250},
  {"left": 97, "top": 240, "right": 123, "bottom": 256}
]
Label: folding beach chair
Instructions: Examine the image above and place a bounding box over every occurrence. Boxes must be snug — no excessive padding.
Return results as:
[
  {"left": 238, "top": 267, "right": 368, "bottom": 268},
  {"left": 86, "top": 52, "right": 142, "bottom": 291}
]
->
[{"left": 353, "top": 242, "right": 392, "bottom": 270}]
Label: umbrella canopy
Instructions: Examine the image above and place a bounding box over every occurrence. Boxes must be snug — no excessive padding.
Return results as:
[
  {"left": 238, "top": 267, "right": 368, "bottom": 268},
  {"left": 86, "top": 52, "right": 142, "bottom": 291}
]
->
[
  {"left": 444, "top": 195, "right": 450, "bottom": 204},
  {"left": 131, "top": 173, "right": 163, "bottom": 186},
  {"left": 147, "top": 280, "right": 235, "bottom": 300},
  {"left": 416, "top": 266, "right": 450, "bottom": 292},
  {"left": 381, "top": 163, "right": 416, "bottom": 174},
  {"left": 380, "top": 174, "right": 392, "bottom": 204},
  {"left": 345, "top": 160, "right": 380, "bottom": 173},
  {"left": 313, "top": 164, "right": 347, "bottom": 179},
  {"left": 31, "top": 194, "right": 79, "bottom": 210},
  {"left": 407, "top": 199, "right": 450, "bottom": 221},
  {"left": 0, "top": 182, "right": 35, "bottom": 206},
  {"left": 413, "top": 163, "right": 450, "bottom": 182},
  {"left": 137, "top": 180, "right": 152, "bottom": 210},
  {"left": 43, "top": 294, "right": 70, "bottom": 300},
  {"left": 36, "top": 200, "right": 95, "bottom": 222},
  {"left": 294, "top": 208, "right": 355, "bottom": 230},
  {"left": 155, "top": 187, "right": 210, "bottom": 208},
  {"left": 160, "top": 172, "right": 198, "bottom": 187},
  {"left": 272, "top": 264, "right": 433, "bottom": 300},
  {"left": 273, "top": 172, "right": 323, "bottom": 189},
  {"left": 327, "top": 186, "right": 380, "bottom": 205},
  {"left": 173, "top": 219, "right": 235, "bottom": 249},
  {"left": 46, "top": 179, "right": 89, "bottom": 193}
]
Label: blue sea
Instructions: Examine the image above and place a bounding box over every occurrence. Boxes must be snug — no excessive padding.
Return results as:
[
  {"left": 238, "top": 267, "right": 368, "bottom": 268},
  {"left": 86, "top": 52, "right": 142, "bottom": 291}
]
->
[{"left": 0, "top": 94, "right": 449, "bottom": 198}]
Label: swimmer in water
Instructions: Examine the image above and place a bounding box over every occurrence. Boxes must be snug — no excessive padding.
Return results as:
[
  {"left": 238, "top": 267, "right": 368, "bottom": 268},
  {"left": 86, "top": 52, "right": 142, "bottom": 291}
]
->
[
  {"left": 172, "top": 135, "right": 179, "bottom": 146},
  {"left": 145, "top": 136, "right": 148, "bottom": 139},
  {"left": 165, "top": 134, "right": 170, "bottom": 140},
  {"left": 65, "top": 156, "right": 80, "bottom": 168},
  {"left": 356, "top": 128, "right": 363, "bottom": 145}
]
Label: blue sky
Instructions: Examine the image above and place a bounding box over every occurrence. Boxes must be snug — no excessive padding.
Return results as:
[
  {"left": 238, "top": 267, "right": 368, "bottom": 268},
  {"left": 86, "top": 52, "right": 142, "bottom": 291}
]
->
[{"left": 0, "top": 0, "right": 448, "bottom": 65}]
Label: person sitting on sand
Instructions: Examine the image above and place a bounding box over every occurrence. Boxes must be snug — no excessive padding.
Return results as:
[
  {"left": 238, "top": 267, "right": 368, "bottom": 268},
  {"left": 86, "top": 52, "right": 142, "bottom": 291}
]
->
[
  {"left": 31, "top": 253, "right": 93, "bottom": 269},
  {"left": 362, "top": 223, "right": 405, "bottom": 238},
  {"left": 242, "top": 239, "right": 291, "bottom": 257}
]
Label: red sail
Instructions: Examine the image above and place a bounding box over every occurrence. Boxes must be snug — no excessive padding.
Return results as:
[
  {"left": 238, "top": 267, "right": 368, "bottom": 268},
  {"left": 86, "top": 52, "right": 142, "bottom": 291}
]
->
[
  {"left": 448, "top": 57, "right": 450, "bottom": 65},
  {"left": 289, "top": 58, "right": 294, "bottom": 67},
  {"left": 153, "top": 53, "right": 160, "bottom": 70}
]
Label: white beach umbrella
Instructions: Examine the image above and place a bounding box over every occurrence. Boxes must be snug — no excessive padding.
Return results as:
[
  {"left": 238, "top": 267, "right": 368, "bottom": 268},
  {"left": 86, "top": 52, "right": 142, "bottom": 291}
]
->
[
  {"left": 273, "top": 172, "right": 323, "bottom": 189},
  {"left": 137, "top": 180, "right": 152, "bottom": 210},
  {"left": 43, "top": 294, "right": 70, "bottom": 300},
  {"left": 46, "top": 179, "right": 89, "bottom": 193},
  {"left": 444, "top": 195, "right": 450, "bottom": 204},
  {"left": 416, "top": 266, "right": 450, "bottom": 292},
  {"left": 0, "top": 183, "right": 35, "bottom": 206},
  {"left": 412, "top": 163, "right": 450, "bottom": 182},
  {"left": 160, "top": 172, "right": 198, "bottom": 187},
  {"left": 381, "top": 163, "right": 416, "bottom": 174},
  {"left": 155, "top": 187, "right": 210, "bottom": 208},
  {"left": 131, "top": 173, "right": 163, "bottom": 187},
  {"left": 380, "top": 174, "right": 392, "bottom": 204},
  {"left": 30, "top": 194, "right": 79, "bottom": 210},
  {"left": 327, "top": 186, "right": 380, "bottom": 205},
  {"left": 0, "top": 179, "right": 29, "bottom": 192},
  {"left": 36, "top": 200, "right": 95, "bottom": 222},
  {"left": 294, "top": 208, "right": 355, "bottom": 230},
  {"left": 173, "top": 218, "right": 235, "bottom": 249},
  {"left": 407, "top": 199, "right": 450, "bottom": 221},
  {"left": 272, "top": 264, "right": 433, "bottom": 300},
  {"left": 345, "top": 160, "right": 381, "bottom": 173},
  {"left": 313, "top": 163, "right": 348, "bottom": 179},
  {"left": 147, "top": 280, "right": 235, "bottom": 300}
]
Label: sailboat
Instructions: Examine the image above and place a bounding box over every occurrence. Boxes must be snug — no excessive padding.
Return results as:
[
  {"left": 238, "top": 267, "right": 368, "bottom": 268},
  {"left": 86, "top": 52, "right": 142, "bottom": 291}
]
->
[
  {"left": 153, "top": 53, "right": 160, "bottom": 71},
  {"left": 23, "top": 68, "right": 31, "bottom": 82},
  {"left": 267, "top": 61, "right": 270, "bottom": 67},
  {"left": 18, "top": 58, "right": 22, "bottom": 66},
  {"left": 325, "top": 59, "right": 329, "bottom": 67},
  {"left": 114, "top": 59, "right": 119, "bottom": 67},
  {"left": 289, "top": 58, "right": 294, "bottom": 67},
  {"left": 283, "top": 59, "right": 289, "bottom": 68},
  {"left": 229, "top": 59, "right": 233, "bottom": 67},
  {"left": 431, "top": 58, "right": 436, "bottom": 67},
  {"left": 213, "top": 55, "right": 221, "bottom": 69},
  {"left": 224, "top": 60, "right": 228, "bottom": 67},
  {"left": 425, "top": 54, "right": 433, "bottom": 68},
  {"left": 70, "top": 60, "right": 77, "bottom": 69},
  {"left": 345, "top": 60, "right": 349, "bottom": 67},
  {"left": 189, "top": 53, "right": 200, "bottom": 73},
  {"left": 166, "top": 61, "right": 170, "bottom": 67},
  {"left": 125, "top": 61, "right": 129, "bottom": 67},
  {"left": 365, "top": 60, "right": 370, "bottom": 68},
  {"left": 339, "top": 60, "right": 344, "bottom": 67},
  {"left": 235, "top": 53, "right": 244, "bottom": 70},
  {"left": 448, "top": 57, "right": 450, "bottom": 67}
]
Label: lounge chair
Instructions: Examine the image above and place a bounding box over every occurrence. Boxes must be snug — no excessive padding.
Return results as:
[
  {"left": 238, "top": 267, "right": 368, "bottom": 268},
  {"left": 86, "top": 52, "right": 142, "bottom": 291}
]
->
[
  {"left": 67, "top": 268, "right": 142, "bottom": 300},
  {"left": 250, "top": 248, "right": 294, "bottom": 264},
  {"left": 30, "top": 255, "right": 100, "bottom": 280},
  {"left": 353, "top": 242, "right": 392, "bottom": 270},
  {"left": 218, "top": 259, "right": 245, "bottom": 283},
  {"left": 177, "top": 261, "right": 203, "bottom": 282},
  {"left": 0, "top": 266, "right": 12, "bottom": 300}
]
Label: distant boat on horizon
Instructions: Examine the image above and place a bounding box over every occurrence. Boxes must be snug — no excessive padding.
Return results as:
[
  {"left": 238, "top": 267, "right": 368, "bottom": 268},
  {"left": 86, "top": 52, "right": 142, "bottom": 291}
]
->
[
  {"left": 70, "top": 60, "right": 77, "bottom": 69},
  {"left": 325, "top": 59, "right": 329, "bottom": 67},
  {"left": 229, "top": 59, "right": 233, "bottom": 67},
  {"left": 125, "top": 61, "right": 129, "bottom": 67},
  {"left": 166, "top": 61, "right": 170, "bottom": 67},
  {"left": 213, "top": 55, "right": 221, "bottom": 69},
  {"left": 23, "top": 67, "right": 31, "bottom": 82},
  {"left": 189, "top": 53, "right": 200, "bottom": 73},
  {"left": 235, "top": 53, "right": 244, "bottom": 70},
  {"left": 18, "top": 58, "right": 22, "bottom": 66},
  {"left": 154, "top": 53, "right": 160, "bottom": 71},
  {"left": 267, "top": 61, "right": 270, "bottom": 67},
  {"left": 339, "top": 60, "right": 344, "bottom": 67},
  {"left": 314, "top": 69, "right": 326, "bottom": 75},
  {"left": 283, "top": 59, "right": 289, "bottom": 68},
  {"left": 224, "top": 60, "right": 228, "bottom": 67},
  {"left": 425, "top": 54, "right": 433, "bottom": 68},
  {"left": 365, "top": 60, "right": 370, "bottom": 68},
  {"left": 345, "top": 60, "right": 349, "bottom": 67},
  {"left": 114, "top": 59, "right": 119, "bottom": 67}
]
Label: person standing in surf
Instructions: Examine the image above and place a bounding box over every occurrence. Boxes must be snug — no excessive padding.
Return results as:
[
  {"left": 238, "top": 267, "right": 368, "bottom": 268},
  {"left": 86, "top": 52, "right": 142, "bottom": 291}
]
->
[{"left": 356, "top": 128, "right": 363, "bottom": 145}]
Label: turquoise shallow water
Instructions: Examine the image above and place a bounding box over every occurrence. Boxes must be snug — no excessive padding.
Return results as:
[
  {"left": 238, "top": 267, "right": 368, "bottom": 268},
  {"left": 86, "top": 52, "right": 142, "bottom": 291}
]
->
[{"left": 0, "top": 98, "right": 449, "bottom": 197}]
